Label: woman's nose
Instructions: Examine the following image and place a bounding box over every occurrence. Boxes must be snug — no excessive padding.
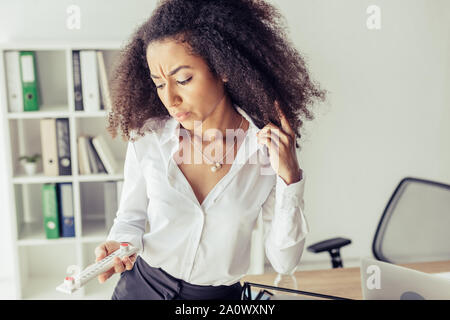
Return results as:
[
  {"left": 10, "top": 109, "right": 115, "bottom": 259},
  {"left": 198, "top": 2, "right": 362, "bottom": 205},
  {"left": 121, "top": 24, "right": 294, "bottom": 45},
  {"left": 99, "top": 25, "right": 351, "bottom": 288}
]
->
[{"left": 164, "top": 84, "right": 182, "bottom": 107}]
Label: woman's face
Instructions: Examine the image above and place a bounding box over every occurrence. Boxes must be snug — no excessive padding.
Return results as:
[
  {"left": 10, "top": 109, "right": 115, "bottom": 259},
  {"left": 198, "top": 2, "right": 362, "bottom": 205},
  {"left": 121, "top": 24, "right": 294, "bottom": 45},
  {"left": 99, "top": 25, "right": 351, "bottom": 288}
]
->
[{"left": 146, "top": 39, "right": 226, "bottom": 129}]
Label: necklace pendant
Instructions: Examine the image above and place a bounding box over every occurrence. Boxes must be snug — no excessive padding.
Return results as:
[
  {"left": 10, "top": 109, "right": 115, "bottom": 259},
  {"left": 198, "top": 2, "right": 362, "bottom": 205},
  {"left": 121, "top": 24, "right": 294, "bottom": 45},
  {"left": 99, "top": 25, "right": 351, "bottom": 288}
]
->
[{"left": 211, "top": 162, "right": 222, "bottom": 172}]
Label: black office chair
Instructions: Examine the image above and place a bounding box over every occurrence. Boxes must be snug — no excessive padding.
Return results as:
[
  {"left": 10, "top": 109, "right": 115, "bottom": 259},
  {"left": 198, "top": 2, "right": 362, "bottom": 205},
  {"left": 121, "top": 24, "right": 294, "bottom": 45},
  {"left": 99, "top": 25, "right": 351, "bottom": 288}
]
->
[{"left": 307, "top": 177, "right": 450, "bottom": 268}]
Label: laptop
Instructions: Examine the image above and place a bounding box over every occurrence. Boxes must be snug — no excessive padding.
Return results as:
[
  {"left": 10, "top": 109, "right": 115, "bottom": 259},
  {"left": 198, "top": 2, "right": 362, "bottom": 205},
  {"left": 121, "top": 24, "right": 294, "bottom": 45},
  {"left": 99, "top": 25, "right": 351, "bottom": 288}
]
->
[{"left": 360, "top": 257, "right": 450, "bottom": 300}]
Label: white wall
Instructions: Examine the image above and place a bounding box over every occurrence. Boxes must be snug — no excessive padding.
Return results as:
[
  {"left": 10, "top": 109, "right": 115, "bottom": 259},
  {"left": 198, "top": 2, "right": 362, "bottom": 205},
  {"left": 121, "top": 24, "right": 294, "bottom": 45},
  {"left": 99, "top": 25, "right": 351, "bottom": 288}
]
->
[
  {"left": 276, "top": 0, "right": 450, "bottom": 268},
  {"left": 0, "top": 0, "right": 157, "bottom": 43},
  {"left": 0, "top": 0, "right": 449, "bottom": 281}
]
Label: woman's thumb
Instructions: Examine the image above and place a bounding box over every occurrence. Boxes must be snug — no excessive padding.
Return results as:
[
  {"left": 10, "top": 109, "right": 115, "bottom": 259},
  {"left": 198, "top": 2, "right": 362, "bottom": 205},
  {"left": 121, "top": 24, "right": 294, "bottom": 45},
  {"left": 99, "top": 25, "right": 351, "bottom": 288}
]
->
[{"left": 95, "top": 245, "right": 107, "bottom": 262}]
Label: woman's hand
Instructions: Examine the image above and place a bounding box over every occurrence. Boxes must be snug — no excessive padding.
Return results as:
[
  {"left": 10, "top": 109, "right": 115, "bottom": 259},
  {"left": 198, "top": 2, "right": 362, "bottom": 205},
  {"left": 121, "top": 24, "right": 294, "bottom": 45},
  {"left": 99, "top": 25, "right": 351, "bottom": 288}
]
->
[
  {"left": 94, "top": 240, "right": 137, "bottom": 283},
  {"left": 256, "top": 101, "right": 303, "bottom": 185}
]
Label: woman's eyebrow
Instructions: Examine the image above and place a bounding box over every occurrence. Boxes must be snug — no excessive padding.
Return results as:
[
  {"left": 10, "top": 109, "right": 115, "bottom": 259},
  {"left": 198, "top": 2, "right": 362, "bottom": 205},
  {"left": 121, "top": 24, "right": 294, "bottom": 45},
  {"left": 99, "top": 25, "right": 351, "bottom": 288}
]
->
[{"left": 150, "top": 65, "right": 192, "bottom": 79}]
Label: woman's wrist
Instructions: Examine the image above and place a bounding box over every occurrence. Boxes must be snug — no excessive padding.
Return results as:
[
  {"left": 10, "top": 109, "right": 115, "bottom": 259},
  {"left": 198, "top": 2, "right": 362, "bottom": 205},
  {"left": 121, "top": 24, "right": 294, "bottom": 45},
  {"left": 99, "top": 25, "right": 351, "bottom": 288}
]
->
[{"left": 283, "top": 168, "right": 303, "bottom": 185}]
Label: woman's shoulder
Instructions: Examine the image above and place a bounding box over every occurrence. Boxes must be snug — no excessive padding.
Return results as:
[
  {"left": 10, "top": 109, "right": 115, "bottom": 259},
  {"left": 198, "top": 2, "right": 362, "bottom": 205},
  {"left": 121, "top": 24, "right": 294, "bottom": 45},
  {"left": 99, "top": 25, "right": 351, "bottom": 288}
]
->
[
  {"left": 141, "top": 115, "right": 172, "bottom": 133},
  {"left": 130, "top": 116, "right": 173, "bottom": 154},
  {"left": 132, "top": 116, "right": 171, "bottom": 139}
]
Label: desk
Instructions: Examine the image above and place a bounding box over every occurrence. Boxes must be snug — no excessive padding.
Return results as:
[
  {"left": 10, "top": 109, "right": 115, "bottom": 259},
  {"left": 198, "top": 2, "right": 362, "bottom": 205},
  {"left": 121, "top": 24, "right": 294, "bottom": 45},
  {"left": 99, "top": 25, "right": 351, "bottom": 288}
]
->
[{"left": 240, "top": 260, "right": 450, "bottom": 300}]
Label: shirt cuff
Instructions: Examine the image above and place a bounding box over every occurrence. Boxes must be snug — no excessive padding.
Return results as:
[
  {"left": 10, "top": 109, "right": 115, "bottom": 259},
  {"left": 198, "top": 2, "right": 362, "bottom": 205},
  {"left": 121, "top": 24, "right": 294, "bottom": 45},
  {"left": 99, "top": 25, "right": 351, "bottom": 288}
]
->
[{"left": 275, "top": 172, "right": 306, "bottom": 211}]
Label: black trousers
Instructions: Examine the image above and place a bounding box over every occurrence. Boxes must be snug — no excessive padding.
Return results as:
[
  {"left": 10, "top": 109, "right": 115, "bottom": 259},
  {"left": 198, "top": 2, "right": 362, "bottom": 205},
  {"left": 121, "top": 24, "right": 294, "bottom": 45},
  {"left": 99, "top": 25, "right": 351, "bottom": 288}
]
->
[{"left": 111, "top": 256, "right": 243, "bottom": 300}]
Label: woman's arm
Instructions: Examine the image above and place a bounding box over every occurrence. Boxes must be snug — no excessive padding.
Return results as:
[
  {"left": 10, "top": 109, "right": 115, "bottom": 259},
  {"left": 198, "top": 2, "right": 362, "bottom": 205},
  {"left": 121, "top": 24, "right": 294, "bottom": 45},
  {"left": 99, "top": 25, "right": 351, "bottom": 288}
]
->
[
  {"left": 261, "top": 173, "right": 309, "bottom": 274},
  {"left": 106, "top": 141, "right": 149, "bottom": 254}
]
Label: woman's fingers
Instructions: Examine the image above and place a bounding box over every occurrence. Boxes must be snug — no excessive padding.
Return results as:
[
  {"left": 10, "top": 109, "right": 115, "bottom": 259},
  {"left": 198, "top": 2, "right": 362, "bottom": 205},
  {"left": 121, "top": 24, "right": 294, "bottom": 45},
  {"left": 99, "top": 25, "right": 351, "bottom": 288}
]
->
[
  {"left": 97, "top": 255, "right": 136, "bottom": 284},
  {"left": 113, "top": 256, "right": 126, "bottom": 273},
  {"left": 258, "top": 124, "right": 291, "bottom": 147},
  {"left": 94, "top": 244, "right": 107, "bottom": 262},
  {"left": 258, "top": 129, "right": 280, "bottom": 151},
  {"left": 123, "top": 256, "right": 134, "bottom": 271},
  {"left": 98, "top": 257, "right": 125, "bottom": 283},
  {"left": 94, "top": 242, "right": 138, "bottom": 284},
  {"left": 98, "top": 267, "right": 115, "bottom": 283},
  {"left": 113, "top": 255, "right": 137, "bottom": 272}
]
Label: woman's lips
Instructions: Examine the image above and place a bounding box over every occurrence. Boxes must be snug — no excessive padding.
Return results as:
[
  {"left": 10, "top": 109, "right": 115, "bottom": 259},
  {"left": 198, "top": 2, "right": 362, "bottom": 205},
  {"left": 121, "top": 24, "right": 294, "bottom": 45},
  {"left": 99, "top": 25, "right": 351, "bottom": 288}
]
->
[{"left": 174, "top": 112, "right": 190, "bottom": 121}]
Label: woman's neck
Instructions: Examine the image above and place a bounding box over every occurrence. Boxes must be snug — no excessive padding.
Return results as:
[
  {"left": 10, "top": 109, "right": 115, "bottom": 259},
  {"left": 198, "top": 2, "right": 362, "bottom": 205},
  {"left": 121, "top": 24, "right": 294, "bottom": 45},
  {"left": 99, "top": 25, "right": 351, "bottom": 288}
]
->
[{"left": 183, "top": 97, "right": 245, "bottom": 142}]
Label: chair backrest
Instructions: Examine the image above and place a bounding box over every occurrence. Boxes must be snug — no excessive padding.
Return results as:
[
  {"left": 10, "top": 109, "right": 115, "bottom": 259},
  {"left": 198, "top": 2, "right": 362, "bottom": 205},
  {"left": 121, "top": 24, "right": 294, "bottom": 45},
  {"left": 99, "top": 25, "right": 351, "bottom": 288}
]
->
[{"left": 372, "top": 177, "right": 450, "bottom": 264}]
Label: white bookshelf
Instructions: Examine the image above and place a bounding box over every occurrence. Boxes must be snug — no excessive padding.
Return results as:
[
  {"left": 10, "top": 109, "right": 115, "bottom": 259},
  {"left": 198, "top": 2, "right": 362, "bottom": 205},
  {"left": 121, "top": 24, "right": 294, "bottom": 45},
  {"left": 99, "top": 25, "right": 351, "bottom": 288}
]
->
[{"left": 0, "top": 42, "right": 127, "bottom": 299}]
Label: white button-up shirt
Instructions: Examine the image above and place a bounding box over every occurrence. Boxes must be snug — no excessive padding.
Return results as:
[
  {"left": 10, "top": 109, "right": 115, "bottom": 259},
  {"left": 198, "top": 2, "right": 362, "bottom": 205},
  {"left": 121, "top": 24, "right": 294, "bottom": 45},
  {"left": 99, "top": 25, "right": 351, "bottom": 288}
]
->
[{"left": 107, "top": 106, "right": 309, "bottom": 286}]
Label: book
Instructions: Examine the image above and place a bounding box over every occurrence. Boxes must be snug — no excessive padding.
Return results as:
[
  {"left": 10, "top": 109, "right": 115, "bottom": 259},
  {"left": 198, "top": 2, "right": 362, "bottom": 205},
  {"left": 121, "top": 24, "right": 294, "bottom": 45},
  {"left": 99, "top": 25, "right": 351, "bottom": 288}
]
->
[
  {"left": 5, "top": 51, "right": 24, "bottom": 112},
  {"left": 88, "top": 137, "right": 107, "bottom": 173},
  {"left": 55, "top": 118, "right": 72, "bottom": 175},
  {"left": 72, "top": 51, "right": 84, "bottom": 111},
  {"left": 40, "top": 118, "right": 59, "bottom": 176},
  {"left": 97, "top": 51, "right": 112, "bottom": 111},
  {"left": 42, "top": 183, "right": 60, "bottom": 239},
  {"left": 77, "top": 136, "right": 91, "bottom": 174},
  {"left": 57, "top": 183, "right": 75, "bottom": 237},
  {"left": 79, "top": 51, "right": 100, "bottom": 112},
  {"left": 19, "top": 51, "right": 40, "bottom": 111},
  {"left": 85, "top": 136, "right": 100, "bottom": 173},
  {"left": 91, "top": 135, "right": 119, "bottom": 174}
]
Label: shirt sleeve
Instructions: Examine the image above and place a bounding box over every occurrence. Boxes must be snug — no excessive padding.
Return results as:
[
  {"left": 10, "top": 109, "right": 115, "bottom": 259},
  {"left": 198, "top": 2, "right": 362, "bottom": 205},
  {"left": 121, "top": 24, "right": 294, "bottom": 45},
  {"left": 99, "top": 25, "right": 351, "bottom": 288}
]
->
[
  {"left": 261, "top": 172, "right": 309, "bottom": 274},
  {"left": 106, "top": 141, "right": 149, "bottom": 254}
]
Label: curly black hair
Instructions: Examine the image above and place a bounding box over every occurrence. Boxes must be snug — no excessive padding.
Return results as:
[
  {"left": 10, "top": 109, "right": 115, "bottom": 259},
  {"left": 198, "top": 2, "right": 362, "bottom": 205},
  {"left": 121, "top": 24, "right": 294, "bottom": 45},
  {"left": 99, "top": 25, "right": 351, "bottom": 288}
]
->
[{"left": 107, "top": 0, "right": 327, "bottom": 149}]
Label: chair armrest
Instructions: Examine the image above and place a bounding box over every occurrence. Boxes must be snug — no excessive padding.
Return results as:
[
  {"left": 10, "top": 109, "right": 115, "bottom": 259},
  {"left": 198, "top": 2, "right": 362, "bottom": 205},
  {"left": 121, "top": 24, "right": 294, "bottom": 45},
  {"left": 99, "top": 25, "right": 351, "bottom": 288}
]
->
[{"left": 307, "top": 237, "right": 352, "bottom": 253}]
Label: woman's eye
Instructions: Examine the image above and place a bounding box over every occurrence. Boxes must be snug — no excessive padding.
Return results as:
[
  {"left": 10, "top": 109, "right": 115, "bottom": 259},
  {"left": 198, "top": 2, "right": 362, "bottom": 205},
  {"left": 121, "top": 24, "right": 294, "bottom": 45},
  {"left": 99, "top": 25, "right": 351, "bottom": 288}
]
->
[
  {"left": 155, "top": 77, "right": 192, "bottom": 90},
  {"left": 177, "top": 77, "right": 192, "bottom": 85}
]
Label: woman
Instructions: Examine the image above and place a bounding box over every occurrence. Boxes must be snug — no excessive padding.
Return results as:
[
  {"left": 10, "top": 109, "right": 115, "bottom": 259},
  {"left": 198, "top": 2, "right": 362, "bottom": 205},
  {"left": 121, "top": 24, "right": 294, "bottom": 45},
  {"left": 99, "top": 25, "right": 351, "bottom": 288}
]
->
[{"left": 95, "top": 0, "right": 326, "bottom": 300}]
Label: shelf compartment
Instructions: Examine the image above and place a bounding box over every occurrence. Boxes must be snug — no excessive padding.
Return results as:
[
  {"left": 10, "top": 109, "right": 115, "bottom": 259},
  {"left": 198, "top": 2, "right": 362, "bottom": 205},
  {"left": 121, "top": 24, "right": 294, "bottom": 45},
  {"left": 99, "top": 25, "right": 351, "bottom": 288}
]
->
[
  {"left": 4, "top": 50, "right": 69, "bottom": 114},
  {"left": 80, "top": 181, "right": 122, "bottom": 239},
  {"left": 18, "top": 244, "right": 80, "bottom": 299},
  {"left": 75, "top": 117, "right": 126, "bottom": 176},
  {"left": 14, "top": 183, "right": 77, "bottom": 243},
  {"left": 8, "top": 118, "right": 75, "bottom": 178}
]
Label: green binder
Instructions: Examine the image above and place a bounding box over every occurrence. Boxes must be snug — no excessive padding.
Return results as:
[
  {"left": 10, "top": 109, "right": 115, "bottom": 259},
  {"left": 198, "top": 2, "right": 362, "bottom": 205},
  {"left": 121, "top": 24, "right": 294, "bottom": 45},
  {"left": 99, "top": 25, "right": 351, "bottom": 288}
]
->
[
  {"left": 19, "top": 51, "right": 40, "bottom": 111},
  {"left": 42, "top": 183, "right": 60, "bottom": 239}
]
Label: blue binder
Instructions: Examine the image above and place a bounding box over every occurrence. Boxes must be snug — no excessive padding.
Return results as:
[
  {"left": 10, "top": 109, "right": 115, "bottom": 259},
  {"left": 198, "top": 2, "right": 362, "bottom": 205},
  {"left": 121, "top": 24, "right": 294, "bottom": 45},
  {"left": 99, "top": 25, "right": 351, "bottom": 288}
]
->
[{"left": 57, "top": 183, "right": 75, "bottom": 237}]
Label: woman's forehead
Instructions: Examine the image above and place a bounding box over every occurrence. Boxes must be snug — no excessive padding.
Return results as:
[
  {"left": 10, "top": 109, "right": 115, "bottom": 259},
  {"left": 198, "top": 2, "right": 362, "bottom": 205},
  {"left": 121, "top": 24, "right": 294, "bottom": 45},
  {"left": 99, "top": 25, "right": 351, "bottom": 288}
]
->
[
  {"left": 146, "top": 39, "right": 197, "bottom": 66},
  {"left": 146, "top": 40, "right": 203, "bottom": 74}
]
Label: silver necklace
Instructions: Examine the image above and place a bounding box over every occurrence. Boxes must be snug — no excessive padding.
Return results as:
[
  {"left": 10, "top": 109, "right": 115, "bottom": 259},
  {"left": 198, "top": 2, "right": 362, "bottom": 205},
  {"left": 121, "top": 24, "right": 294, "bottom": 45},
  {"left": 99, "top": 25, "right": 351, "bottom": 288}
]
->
[{"left": 189, "top": 116, "right": 244, "bottom": 172}]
